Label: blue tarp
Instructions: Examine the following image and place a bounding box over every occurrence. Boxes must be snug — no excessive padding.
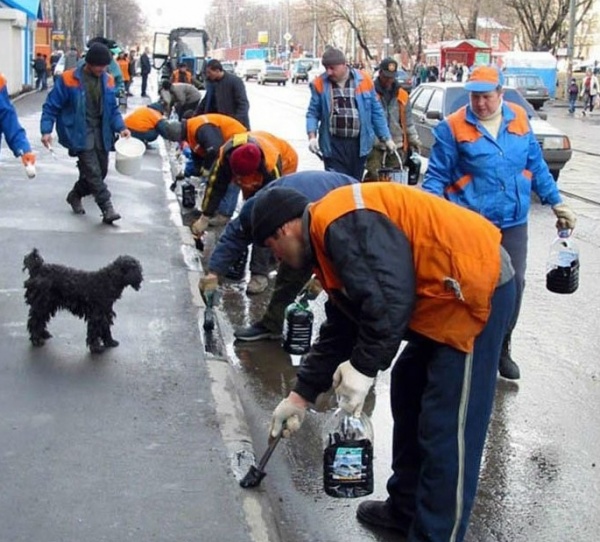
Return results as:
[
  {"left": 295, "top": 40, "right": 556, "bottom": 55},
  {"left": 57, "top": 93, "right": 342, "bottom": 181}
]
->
[{"left": 0, "top": 0, "right": 42, "bottom": 19}]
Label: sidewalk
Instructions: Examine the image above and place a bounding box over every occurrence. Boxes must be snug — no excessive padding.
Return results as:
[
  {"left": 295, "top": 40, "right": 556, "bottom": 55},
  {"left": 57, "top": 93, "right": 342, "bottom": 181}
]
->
[{"left": 1, "top": 78, "right": 281, "bottom": 542}]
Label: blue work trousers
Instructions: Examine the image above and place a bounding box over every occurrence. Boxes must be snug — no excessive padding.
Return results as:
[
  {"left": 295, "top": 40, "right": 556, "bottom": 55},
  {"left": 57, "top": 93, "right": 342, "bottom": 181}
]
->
[
  {"left": 323, "top": 136, "right": 366, "bottom": 181},
  {"left": 386, "top": 278, "right": 516, "bottom": 542}
]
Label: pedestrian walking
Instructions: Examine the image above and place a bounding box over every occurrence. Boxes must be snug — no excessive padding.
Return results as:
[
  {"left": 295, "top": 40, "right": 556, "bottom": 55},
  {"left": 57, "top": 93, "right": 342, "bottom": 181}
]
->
[
  {"left": 33, "top": 54, "right": 47, "bottom": 91},
  {"left": 0, "top": 74, "right": 36, "bottom": 175},
  {"left": 568, "top": 78, "right": 579, "bottom": 114},
  {"left": 198, "top": 171, "right": 358, "bottom": 342},
  {"left": 306, "top": 47, "right": 394, "bottom": 180},
  {"left": 40, "top": 42, "right": 131, "bottom": 223},
  {"left": 191, "top": 131, "right": 298, "bottom": 294},
  {"left": 195, "top": 59, "right": 251, "bottom": 129},
  {"left": 580, "top": 68, "right": 599, "bottom": 115},
  {"left": 63, "top": 46, "right": 79, "bottom": 70},
  {"left": 140, "top": 47, "right": 151, "bottom": 97},
  {"left": 422, "top": 65, "right": 577, "bottom": 380},
  {"left": 364, "top": 57, "right": 421, "bottom": 181},
  {"left": 251, "top": 182, "right": 517, "bottom": 542}
]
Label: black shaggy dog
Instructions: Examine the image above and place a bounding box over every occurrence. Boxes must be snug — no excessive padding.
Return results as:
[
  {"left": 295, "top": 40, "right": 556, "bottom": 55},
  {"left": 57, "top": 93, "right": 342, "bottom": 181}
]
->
[{"left": 23, "top": 249, "right": 143, "bottom": 354}]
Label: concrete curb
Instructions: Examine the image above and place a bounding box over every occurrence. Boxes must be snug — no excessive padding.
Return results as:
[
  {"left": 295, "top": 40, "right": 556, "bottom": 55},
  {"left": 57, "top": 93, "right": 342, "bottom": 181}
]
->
[{"left": 160, "top": 138, "right": 283, "bottom": 542}]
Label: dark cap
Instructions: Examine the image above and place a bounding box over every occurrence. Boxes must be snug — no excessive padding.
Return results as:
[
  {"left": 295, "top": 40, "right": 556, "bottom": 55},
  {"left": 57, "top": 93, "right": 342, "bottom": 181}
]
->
[
  {"left": 379, "top": 57, "right": 398, "bottom": 77},
  {"left": 321, "top": 47, "right": 346, "bottom": 67},
  {"left": 85, "top": 43, "right": 112, "bottom": 67},
  {"left": 251, "top": 187, "right": 309, "bottom": 245}
]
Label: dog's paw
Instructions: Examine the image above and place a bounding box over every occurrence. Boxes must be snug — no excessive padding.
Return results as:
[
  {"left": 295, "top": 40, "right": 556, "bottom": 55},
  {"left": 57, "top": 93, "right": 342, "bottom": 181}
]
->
[
  {"left": 89, "top": 343, "right": 106, "bottom": 354},
  {"left": 41, "top": 330, "right": 53, "bottom": 339},
  {"left": 103, "top": 338, "right": 119, "bottom": 348},
  {"left": 30, "top": 336, "right": 46, "bottom": 347}
]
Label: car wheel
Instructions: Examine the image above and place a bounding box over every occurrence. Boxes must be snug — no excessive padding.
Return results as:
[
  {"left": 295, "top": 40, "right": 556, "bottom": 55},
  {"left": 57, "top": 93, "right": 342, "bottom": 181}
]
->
[
  {"left": 282, "top": 81, "right": 286, "bottom": 86},
  {"left": 533, "top": 103, "right": 542, "bottom": 110},
  {"left": 550, "top": 169, "right": 560, "bottom": 181}
]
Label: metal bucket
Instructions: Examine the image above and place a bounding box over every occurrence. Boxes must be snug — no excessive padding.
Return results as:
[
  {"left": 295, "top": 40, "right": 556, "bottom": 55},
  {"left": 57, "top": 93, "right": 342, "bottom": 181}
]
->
[{"left": 378, "top": 150, "right": 408, "bottom": 184}]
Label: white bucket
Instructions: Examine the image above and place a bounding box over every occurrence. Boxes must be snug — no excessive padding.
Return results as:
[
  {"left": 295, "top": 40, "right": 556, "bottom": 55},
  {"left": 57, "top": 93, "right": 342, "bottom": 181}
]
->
[{"left": 114, "top": 137, "right": 146, "bottom": 176}]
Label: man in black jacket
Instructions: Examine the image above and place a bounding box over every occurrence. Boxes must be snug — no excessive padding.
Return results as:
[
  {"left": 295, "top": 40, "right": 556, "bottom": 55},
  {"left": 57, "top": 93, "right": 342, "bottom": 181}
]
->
[
  {"left": 195, "top": 59, "right": 250, "bottom": 129},
  {"left": 140, "top": 47, "right": 151, "bottom": 97}
]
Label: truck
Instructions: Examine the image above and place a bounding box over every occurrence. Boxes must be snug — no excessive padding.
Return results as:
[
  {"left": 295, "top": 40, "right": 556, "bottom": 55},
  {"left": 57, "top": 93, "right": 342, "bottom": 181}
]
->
[{"left": 152, "top": 27, "right": 210, "bottom": 87}]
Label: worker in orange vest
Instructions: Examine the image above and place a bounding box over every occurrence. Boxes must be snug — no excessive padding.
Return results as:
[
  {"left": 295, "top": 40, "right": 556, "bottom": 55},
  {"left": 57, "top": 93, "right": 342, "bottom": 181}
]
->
[{"left": 116, "top": 52, "right": 132, "bottom": 96}]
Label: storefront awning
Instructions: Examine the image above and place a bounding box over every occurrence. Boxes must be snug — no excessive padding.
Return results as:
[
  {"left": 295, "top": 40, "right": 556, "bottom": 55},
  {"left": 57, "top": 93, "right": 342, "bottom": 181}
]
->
[{"left": 0, "top": 0, "right": 42, "bottom": 20}]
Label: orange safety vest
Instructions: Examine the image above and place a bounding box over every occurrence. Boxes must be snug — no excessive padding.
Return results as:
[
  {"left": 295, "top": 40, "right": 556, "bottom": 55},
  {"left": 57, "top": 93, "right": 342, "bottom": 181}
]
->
[
  {"left": 308, "top": 183, "right": 502, "bottom": 353},
  {"left": 124, "top": 107, "right": 163, "bottom": 132},
  {"left": 396, "top": 87, "right": 410, "bottom": 153},
  {"left": 216, "top": 131, "right": 298, "bottom": 197},
  {"left": 171, "top": 69, "right": 192, "bottom": 84},
  {"left": 185, "top": 114, "right": 247, "bottom": 156},
  {"left": 117, "top": 59, "right": 130, "bottom": 82}
]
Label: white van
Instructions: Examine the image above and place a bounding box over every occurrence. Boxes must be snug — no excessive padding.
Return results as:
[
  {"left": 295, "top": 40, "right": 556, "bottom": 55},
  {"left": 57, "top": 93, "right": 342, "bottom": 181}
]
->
[{"left": 236, "top": 59, "right": 267, "bottom": 81}]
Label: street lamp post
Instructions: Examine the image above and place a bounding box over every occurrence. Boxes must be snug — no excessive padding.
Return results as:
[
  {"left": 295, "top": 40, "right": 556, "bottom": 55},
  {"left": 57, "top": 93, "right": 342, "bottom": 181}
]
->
[{"left": 566, "top": 0, "right": 577, "bottom": 99}]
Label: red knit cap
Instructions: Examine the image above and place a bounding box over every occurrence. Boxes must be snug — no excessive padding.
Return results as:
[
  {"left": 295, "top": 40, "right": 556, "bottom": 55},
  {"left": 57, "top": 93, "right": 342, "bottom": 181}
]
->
[{"left": 228, "top": 144, "right": 262, "bottom": 176}]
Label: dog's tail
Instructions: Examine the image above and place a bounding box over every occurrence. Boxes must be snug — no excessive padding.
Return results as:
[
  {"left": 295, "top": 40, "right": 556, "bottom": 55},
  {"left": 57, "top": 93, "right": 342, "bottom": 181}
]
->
[{"left": 23, "top": 249, "right": 44, "bottom": 276}]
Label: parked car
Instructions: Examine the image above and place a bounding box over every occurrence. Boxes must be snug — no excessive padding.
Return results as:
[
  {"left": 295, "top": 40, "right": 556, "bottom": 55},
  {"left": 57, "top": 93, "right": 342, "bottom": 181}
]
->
[
  {"left": 290, "top": 58, "right": 317, "bottom": 83},
  {"left": 257, "top": 65, "right": 288, "bottom": 86},
  {"left": 394, "top": 68, "right": 413, "bottom": 92},
  {"left": 409, "top": 82, "right": 572, "bottom": 180},
  {"left": 503, "top": 73, "right": 550, "bottom": 110},
  {"left": 221, "top": 61, "right": 235, "bottom": 74}
]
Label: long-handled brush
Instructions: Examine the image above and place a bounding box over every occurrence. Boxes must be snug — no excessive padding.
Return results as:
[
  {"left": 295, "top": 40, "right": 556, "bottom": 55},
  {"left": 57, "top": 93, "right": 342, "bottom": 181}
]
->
[{"left": 239, "top": 432, "right": 283, "bottom": 489}]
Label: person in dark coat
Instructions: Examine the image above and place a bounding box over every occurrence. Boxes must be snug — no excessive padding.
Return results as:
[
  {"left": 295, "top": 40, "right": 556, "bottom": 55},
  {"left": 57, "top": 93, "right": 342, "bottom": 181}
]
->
[
  {"left": 140, "top": 47, "right": 151, "bottom": 97},
  {"left": 195, "top": 59, "right": 250, "bottom": 129}
]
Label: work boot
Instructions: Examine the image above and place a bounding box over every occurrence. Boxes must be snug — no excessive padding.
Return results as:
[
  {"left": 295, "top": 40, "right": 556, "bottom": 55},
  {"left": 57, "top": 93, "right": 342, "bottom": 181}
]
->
[
  {"left": 499, "top": 334, "right": 521, "bottom": 380},
  {"left": 66, "top": 190, "right": 85, "bottom": 214},
  {"left": 246, "top": 274, "right": 269, "bottom": 295},
  {"left": 234, "top": 321, "right": 281, "bottom": 342},
  {"left": 356, "top": 500, "right": 409, "bottom": 534},
  {"left": 101, "top": 203, "right": 121, "bottom": 224}
]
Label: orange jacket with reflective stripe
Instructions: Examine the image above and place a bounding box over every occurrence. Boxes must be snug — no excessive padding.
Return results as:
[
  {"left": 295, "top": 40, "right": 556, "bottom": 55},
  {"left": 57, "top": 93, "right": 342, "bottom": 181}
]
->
[
  {"left": 124, "top": 107, "right": 163, "bottom": 132},
  {"left": 308, "top": 183, "right": 502, "bottom": 353},
  {"left": 185, "top": 114, "right": 246, "bottom": 156},
  {"left": 201, "top": 131, "right": 298, "bottom": 215}
]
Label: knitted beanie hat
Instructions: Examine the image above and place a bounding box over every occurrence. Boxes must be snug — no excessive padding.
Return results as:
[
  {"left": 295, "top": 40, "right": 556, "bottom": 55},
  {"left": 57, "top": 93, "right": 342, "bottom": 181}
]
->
[{"left": 228, "top": 143, "right": 262, "bottom": 176}]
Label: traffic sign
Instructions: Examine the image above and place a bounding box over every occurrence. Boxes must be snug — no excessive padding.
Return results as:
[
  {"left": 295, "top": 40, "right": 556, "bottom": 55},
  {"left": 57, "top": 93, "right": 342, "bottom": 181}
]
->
[{"left": 284, "top": 32, "right": 292, "bottom": 42}]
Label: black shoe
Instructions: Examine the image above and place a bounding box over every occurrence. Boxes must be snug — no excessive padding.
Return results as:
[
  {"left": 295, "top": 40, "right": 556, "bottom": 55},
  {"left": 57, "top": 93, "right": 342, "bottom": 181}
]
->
[
  {"left": 66, "top": 191, "right": 85, "bottom": 214},
  {"left": 356, "top": 500, "right": 409, "bottom": 533},
  {"left": 101, "top": 204, "right": 121, "bottom": 224},
  {"left": 499, "top": 353, "right": 520, "bottom": 380},
  {"left": 499, "top": 336, "right": 521, "bottom": 380},
  {"left": 234, "top": 322, "right": 281, "bottom": 342}
]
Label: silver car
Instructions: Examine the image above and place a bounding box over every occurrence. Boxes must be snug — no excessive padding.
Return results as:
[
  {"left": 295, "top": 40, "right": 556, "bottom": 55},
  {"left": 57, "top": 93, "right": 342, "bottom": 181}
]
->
[
  {"left": 257, "top": 65, "right": 288, "bottom": 86},
  {"left": 409, "top": 82, "right": 572, "bottom": 180}
]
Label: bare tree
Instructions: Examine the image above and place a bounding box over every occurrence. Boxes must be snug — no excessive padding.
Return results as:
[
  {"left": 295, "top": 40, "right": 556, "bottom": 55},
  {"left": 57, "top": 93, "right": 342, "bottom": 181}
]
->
[{"left": 505, "top": 0, "right": 594, "bottom": 52}]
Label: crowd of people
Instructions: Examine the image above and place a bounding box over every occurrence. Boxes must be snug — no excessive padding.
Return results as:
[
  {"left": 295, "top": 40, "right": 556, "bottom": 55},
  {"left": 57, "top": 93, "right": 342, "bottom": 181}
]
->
[{"left": 0, "top": 42, "right": 579, "bottom": 542}]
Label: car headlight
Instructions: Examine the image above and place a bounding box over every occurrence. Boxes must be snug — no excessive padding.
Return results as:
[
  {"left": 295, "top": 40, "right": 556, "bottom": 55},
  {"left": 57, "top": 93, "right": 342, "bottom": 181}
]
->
[{"left": 543, "top": 136, "right": 571, "bottom": 150}]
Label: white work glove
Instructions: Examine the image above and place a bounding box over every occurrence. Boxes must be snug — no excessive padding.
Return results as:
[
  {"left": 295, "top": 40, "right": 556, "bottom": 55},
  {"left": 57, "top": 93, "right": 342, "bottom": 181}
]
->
[
  {"left": 552, "top": 203, "right": 577, "bottom": 231},
  {"left": 270, "top": 396, "right": 307, "bottom": 439},
  {"left": 21, "top": 152, "right": 36, "bottom": 179},
  {"left": 191, "top": 215, "right": 210, "bottom": 237},
  {"left": 384, "top": 139, "right": 397, "bottom": 153},
  {"left": 332, "top": 361, "right": 375, "bottom": 417},
  {"left": 308, "top": 137, "right": 321, "bottom": 155}
]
